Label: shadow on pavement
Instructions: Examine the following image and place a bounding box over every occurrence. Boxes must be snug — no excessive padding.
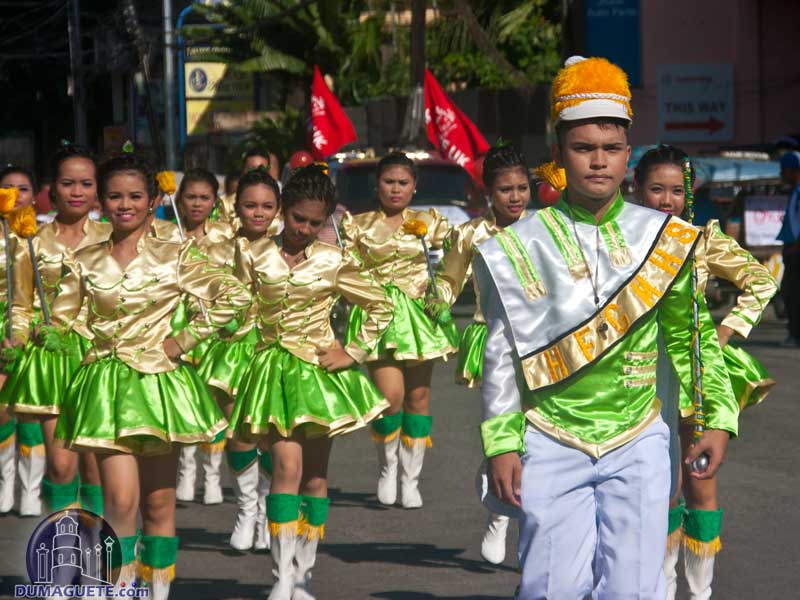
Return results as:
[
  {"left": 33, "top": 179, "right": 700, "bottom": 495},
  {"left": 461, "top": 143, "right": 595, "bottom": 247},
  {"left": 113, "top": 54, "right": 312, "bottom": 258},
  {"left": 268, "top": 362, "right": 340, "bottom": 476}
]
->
[
  {"left": 371, "top": 593, "right": 509, "bottom": 600},
  {"left": 329, "top": 486, "right": 394, "bottom": 510},
  {"left": 322, "top": 542, "right": 516, "bottom": 574},
  {"left": 176, "top": 526, "right": 271, "bottom": 557},
  {"left": 171, "top": 578, "right": 266, "bottom": 600}
]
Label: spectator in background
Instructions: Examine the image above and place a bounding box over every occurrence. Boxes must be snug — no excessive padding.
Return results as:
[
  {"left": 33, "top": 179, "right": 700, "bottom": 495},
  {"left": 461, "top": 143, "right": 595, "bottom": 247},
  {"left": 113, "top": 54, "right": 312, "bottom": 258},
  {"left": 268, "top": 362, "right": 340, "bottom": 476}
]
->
[
  {"left": 778, "top": 151, "right": 800, "bottom": 346},
  {"left": 242, "top": 147, "right": 281, "bottom": 182}
]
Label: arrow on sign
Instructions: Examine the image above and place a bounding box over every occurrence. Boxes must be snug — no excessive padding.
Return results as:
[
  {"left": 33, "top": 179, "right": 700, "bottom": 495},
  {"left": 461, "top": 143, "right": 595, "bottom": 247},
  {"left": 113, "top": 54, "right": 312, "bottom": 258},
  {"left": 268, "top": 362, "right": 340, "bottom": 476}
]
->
[{"left": 665, "top": 117, "right": 725, "bottom": 134}]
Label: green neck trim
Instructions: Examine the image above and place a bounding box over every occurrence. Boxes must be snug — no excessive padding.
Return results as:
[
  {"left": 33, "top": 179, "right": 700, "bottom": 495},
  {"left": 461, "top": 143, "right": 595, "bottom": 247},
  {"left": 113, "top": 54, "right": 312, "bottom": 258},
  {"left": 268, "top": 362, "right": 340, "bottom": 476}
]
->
[{"left": 556, "top": 190, "right": 624, "bottom": 226}]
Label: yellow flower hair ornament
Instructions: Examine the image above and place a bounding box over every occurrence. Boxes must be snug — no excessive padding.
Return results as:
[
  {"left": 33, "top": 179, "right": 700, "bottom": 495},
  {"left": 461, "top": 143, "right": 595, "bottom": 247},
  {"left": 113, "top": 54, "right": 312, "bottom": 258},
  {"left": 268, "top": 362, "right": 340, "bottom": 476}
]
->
[
  {"left": 534, "top": 161, "right": 567, "bottom": 192},
  {"left": 9, "top": 205, "right": 37, "bottom": 238},
  {"left": 156, "top": 171, "right": 177, "bottom": 196},
  {"left": 0, "top": 187, "right": 19, "bottom": 217},
  {"left": 402, "top": 219, "right": 428, "bottom": 238}
]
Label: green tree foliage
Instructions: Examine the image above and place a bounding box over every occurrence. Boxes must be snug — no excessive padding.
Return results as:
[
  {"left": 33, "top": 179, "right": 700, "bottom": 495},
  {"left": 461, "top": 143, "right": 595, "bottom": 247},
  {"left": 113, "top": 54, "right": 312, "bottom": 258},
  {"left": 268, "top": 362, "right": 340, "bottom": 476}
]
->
[{"left": 195, "top": 0, "right": 561, "bottom": 102}]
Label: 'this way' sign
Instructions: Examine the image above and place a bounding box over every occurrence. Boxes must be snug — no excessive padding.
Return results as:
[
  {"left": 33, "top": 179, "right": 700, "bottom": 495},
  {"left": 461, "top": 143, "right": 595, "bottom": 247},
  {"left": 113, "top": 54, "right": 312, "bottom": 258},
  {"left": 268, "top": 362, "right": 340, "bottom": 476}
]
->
[{"left": 657, "top": 64, "right": 734, "bottom": 143}]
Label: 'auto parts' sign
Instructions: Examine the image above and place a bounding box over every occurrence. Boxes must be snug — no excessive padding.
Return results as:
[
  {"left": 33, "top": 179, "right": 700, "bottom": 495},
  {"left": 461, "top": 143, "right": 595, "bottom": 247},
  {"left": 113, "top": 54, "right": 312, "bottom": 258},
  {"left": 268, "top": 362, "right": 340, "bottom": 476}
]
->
[{"left": 657, "top": 64, "right": 733, "bottom": 143}]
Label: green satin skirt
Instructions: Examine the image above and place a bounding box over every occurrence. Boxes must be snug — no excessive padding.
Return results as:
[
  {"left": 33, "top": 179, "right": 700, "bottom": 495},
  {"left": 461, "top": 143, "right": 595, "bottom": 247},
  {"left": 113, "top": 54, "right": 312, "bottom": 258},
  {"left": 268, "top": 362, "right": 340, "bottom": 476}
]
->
[
  {"left": 229, "top": 344, "right": 389, "bottom": 441},
  {"left": 346, "top": 285, "right": 457, "bottom": 362},
  {"left": 679, "top": 343, "right": 775, "bottom": 415},
  {"left": 2, "top": 332, "right": 90, "bottom": 415},
  {"left": 54, "top": 357, "right": 227, "bottom": 456},
  {"left": 195, "top": 328, "right": 259, "bottom": 397},
  {"left": 456, "top": 322, "right": 487, "bottom": 388},
  {"left": 184, "top": 335, "right": 216, "bottom": 366}
]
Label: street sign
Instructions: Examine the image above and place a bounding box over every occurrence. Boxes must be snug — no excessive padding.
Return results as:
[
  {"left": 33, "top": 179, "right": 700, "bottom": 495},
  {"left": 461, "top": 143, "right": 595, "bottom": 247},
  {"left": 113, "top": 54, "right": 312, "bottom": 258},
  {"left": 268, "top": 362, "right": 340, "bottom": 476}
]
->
[
  {"left": 657, "top": 64, "right": 734, "bottom": 143},
  {"left": 183, "top": 61, "right": 255, "bottom": 136},
  {"left": 585, "top": 0, "right": 641, "bottom": 87}
]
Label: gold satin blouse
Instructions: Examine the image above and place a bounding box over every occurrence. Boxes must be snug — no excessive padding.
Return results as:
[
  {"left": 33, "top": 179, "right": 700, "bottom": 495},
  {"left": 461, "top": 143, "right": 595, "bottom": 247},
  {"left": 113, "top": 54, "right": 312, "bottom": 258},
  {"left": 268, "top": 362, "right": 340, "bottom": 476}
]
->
[
  {"left": 149, "top": 218, "right": 183, "bottom": 242},
  {"left": 50, "top": 235, "right": 251, "bottom": 373},
  {"left": 436, "top": 210, "right": 528, "bottom": 323},
  {"left": 340, "top": 207, "right": 451, "bottom": 299},
  {"left": 14, "top": 218, "right": 112, "bottom": 340},
  {"left": 4, "top": 225, "right": 33, "bottom": 344},
  {"left": 696, "top": 219, "right": 779, "bottom": 338},
  {"left": 235, "top": 236, "right": 393, "bottom": 365},
  {"left": 190, "top": 219, "right": 235, "bottom": 253}
]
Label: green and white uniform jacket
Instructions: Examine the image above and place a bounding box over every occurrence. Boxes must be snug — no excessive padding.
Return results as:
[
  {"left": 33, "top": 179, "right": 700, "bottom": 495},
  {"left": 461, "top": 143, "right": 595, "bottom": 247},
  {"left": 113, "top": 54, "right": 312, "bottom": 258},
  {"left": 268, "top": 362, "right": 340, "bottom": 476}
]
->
[{"left": 474, "top": 193, "right": 739, "bottom": 458}]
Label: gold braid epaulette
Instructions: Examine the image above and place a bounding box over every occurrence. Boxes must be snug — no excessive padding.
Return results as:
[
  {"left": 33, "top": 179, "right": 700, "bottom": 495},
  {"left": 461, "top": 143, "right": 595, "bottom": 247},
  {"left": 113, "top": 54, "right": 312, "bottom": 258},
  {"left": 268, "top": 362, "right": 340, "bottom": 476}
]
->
[{"left": 519, "top": 218, "right": 700, "bottom": 392}]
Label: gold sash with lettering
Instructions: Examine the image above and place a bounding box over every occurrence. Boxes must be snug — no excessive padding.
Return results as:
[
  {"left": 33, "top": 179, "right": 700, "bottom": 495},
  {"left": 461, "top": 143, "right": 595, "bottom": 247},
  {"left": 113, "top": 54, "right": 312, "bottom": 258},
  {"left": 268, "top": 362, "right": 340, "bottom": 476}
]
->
[{"left": 519, "top": 218, "right": 700, "bottom": 391}]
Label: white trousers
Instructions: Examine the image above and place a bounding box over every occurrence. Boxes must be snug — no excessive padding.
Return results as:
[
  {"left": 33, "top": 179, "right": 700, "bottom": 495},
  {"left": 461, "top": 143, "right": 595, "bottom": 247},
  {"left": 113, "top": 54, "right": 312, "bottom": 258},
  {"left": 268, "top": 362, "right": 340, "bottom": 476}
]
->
[{"left": 517, "top": 417, "right": 670, "bottom": 600}]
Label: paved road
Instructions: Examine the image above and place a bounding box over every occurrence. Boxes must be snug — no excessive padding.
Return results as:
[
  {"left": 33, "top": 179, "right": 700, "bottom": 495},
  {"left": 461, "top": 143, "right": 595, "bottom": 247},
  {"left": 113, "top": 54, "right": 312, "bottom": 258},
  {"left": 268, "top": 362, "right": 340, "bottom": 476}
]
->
[{"left": 1, "top": 312, "right": 797, "bottom": 599}]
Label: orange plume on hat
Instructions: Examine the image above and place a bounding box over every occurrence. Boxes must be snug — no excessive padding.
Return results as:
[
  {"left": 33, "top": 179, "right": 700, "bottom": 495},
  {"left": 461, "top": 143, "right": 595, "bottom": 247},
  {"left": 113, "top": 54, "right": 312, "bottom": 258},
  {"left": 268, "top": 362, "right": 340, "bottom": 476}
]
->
[{"left": 551, "top": 56, "right": 633, "bottom": 124}]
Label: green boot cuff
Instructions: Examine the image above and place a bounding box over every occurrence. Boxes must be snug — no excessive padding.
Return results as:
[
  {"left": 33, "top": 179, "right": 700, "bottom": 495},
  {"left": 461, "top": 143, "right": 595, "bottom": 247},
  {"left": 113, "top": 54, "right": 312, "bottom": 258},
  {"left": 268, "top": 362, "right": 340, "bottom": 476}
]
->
[
  {"left": 114, "top": 535, "right": 140, "bottom": 567},
  {"left": 668, "top": 499, "right": 685, "bottom": 535},
  {"left": 684, "top": 508, "right": 723, "bottom": 543},
  {"left": 267, "top": 493, "right": 302, "bottom": 524},
  {"left": 301, "top": 495, "right": 330, "bottom": 527},
  {"left": 17, "top": 422, "right": 44, "bottom": 447},
  {"left": 0, "top": 417, "right": 16, "bottom": 443},
  {"left": 259, "top": 451, "right": 272, "bottom": 476},
  {"left": 401, "top": 412, "right": 432, "bottom": 438},
  {"left": 80, "top": 483, "right": 104, "bottom": 517},
  {"left": 371, "top": 411, "right": 403, "bottom": 436},
  {"left": 42, "top": 475, "right": 80, "bottom": 511},
  {"left": 139, "top": 535, "right": 179, "bottom": 570},
  {"left": 226, "top": 448, "right": 258, "bottom": 473}
]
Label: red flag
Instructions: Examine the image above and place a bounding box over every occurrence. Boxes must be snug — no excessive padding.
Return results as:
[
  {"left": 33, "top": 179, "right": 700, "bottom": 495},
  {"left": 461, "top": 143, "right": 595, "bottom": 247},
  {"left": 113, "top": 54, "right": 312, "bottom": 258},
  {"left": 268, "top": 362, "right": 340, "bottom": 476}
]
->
[
  {"left": 424, "top": 69, "right": 489, "bottom": 182},
  {"left": 308, "top": 66, "right": 357, "bottom": 160}
]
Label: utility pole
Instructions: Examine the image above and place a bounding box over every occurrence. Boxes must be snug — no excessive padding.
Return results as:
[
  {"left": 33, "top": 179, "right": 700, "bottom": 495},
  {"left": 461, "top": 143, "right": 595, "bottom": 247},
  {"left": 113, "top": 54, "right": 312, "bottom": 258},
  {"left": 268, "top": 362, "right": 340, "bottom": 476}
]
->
[
  {"left": 163, "top": 0, "right": 177, "bottom": 168},
  {"left": 67, "top": 0, "right": 87, "bottom": 145},
  {"left": 401, "top": 0, "right": 426, "bottom": 147}
]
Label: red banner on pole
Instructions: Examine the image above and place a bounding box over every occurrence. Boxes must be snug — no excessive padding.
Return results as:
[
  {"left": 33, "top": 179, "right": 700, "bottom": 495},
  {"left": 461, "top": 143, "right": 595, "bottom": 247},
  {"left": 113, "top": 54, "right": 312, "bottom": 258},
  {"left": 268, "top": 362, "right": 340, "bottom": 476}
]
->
[
  {"left": 308, "top": 65, "right": 357, "bottom": 160},
  {"left": 424, "top": 69, "right": 489, "bottom": 182}
]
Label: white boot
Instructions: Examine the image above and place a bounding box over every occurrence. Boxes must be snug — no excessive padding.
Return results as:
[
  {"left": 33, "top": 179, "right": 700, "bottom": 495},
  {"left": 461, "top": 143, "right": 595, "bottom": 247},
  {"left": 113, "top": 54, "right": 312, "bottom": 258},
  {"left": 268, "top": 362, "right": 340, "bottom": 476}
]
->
[
  {"left": 268, "top": 532, "right": 297, "bottom": 600},
  {"left": 375, "top": 434, "right": 400, "bottom": 505},
  {"left": 149, "top": 579, "right": 171, "bottom": 600},
  {"left": 685, "top": 551, "right": 716, "bottom": 600},
  {"left": 480, "top": 512, "right": 510, "bottom": 565},
  {"left": 200, "top": 446, "right": 224, "bottom": 505},
  {"left": 0, "top": 434, "right": 16, "bottom": 514},
  {"left": 229, "top": 460, "right": 259, "bottom": 551},
  {"left": 398, "top": 438, "right": 427, "bottom": 509},
  {"left": 663, "top": 538, "right": 680, "bottom": 600},
  {"left": 175, "top": 445, "right": 197, "bottom": 502},
  {"left": 291, "top": 535, "right": 319, "bottom": 600},
  {"left": 18, "top": 449, "right": 45, "bottom": 517},
  {"left": 255, "top": 469, "right": 272, "bottom": 551}
]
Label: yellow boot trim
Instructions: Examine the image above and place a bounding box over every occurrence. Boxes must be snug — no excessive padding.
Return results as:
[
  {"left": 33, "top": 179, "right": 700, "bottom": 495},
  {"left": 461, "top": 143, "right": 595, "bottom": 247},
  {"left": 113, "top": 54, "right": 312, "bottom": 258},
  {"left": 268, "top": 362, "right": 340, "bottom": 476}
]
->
[
  {"left": 0, "top": 433, "right": 14, "bottom": 451},
  {"left": 683, "top": 535, "right": 722, "bottom": 557},
  {"left": 298, "top": 517, "right": 325, "bottom": 541},
  {"left": 199, "top": 440, "right": 226, "bottom": 454},
  {"left": 371, "top": 429, "right": 400, "bottom": 444},
  {"left": 18, "top": 444, "right": 46, "bottom": 457},
  {"left": 666, "top": 527, "right": 684, "bottom": 553},
  {"left": 400, "top": 434, "right": 432, "bottom": 449},
  {"left": 269, "top": 519, "right": 299, "bottom": 538},
  {"left": 138, "top": 563, "right": 175, "bottom": 584}
]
